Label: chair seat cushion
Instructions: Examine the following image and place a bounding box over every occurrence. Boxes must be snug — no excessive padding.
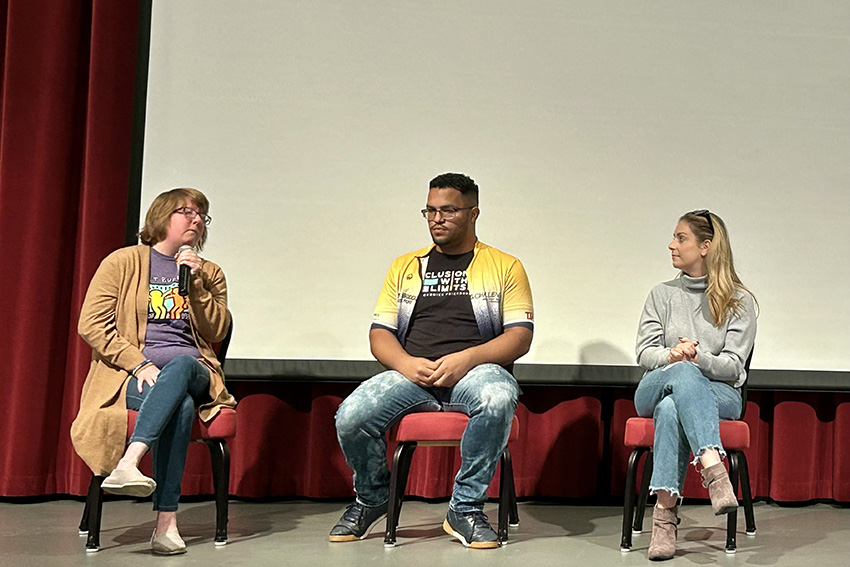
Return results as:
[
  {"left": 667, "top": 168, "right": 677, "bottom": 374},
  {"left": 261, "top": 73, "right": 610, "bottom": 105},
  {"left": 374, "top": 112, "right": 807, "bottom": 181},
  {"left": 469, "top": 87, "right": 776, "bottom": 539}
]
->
[
  {"left": 624, "top": 417, "right": 749, "bottom": 450},
  {"left": 127, "top": 407, "right": 237, "bottom": 440},
  {"left": 624, "top": 417, "right": 656, "bottom": 447},
  {"left": 389, "top": 412, "right": 519, "bottom": 443}
]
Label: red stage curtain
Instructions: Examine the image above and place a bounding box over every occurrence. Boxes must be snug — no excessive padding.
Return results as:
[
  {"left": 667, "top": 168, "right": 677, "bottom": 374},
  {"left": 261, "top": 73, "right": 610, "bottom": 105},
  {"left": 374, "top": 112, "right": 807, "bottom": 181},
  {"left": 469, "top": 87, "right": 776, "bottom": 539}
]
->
[
  {"left": 769, "top": 393, "right": 849, "bottom": 501},
  {"left": 188, "top": 384, "right": 848, "bottom": 503},
  {"left": 0, "top": 0, "right": 139, "bottom": 496}
]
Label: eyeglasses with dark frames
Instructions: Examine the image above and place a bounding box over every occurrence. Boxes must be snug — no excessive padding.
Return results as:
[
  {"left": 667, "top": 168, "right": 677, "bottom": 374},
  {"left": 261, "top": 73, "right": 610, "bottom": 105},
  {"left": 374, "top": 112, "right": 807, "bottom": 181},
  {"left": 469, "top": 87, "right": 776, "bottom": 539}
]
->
[
  {"left": 688, "top": 209, "right": 714, "bottom": 234},
  {"left": 420, "top": 206, "right": 472, "bottom": 220},
  {"left": 173, "top": 207, "right": 212, "bottom": 226}
]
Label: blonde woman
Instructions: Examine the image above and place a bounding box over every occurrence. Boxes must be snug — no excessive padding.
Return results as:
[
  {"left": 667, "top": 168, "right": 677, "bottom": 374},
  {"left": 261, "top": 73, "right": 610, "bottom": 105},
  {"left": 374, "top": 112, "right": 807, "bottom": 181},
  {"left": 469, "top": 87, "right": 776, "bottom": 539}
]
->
[
  {"left": 634, "top": 210, "right": 757, "bottom": 561},
  {"left": 72, "top": 188, "right": 235, "bottom": 555}
]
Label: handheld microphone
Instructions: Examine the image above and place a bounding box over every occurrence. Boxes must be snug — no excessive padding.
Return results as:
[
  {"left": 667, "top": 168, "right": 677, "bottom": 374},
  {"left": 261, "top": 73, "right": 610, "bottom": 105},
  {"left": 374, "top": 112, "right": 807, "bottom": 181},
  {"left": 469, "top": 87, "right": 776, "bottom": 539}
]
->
[{"left": 177, "top": 245, "right": 193, "bottom": 296}]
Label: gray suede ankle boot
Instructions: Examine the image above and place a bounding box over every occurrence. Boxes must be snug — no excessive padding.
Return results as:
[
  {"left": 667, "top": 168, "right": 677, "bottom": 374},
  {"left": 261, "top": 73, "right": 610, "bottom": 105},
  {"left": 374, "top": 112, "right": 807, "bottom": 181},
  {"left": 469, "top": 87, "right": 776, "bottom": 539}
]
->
[
  {"left": 701, "top": 462, "right": 738, "bottom": 516},
  {"left": 648, "top": 505, "right": 679, "bottom": 561}
]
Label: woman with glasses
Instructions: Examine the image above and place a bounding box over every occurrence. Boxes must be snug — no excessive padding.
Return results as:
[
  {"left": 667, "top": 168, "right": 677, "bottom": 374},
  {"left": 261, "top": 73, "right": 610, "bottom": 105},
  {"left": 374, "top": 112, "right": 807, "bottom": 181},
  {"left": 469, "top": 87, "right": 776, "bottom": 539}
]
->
[
  {"left": 634, "top": 210, "right": 757, "bottom": 561},
  {"left": 71, "top": 188, "right": 235, "bottom": 555}
]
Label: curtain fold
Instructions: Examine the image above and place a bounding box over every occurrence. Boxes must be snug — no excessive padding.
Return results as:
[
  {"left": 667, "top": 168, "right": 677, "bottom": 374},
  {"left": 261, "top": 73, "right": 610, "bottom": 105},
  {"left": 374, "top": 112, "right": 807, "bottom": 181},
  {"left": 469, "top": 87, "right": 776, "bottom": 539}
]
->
[
  {"left": 205, "top": 384, "right": 850, "bottom": 503},
  {"left": 0, "top": 0, "right": 139, "bottom": 496}
]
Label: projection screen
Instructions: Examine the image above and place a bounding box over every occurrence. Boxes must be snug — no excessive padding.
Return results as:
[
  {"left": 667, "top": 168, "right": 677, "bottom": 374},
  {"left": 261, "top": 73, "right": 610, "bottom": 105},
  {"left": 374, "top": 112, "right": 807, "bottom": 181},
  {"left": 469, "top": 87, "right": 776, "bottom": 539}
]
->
[{"left": 139, "top": 1, "right": 850, "bottom": 375}]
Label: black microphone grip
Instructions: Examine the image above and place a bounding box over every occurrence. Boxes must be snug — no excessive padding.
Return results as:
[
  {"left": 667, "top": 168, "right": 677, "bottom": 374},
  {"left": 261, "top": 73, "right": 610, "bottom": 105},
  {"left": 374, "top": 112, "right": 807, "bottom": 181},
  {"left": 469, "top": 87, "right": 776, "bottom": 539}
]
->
[{"left": 178, "top": 245, "right": 193, "bottom": 296}]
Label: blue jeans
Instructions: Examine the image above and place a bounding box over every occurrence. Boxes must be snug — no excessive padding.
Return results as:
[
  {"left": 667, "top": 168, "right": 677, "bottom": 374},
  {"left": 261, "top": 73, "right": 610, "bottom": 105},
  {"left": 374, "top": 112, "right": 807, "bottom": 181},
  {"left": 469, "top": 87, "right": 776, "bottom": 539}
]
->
[
  {"left": 634, "top": 361, "right": 742, "bottom": 497},
  {"left": 335, "top": 363, "right": 519, "bottom": 513},
  {"left": 126, "top": 355, "right": 211, "bottom": 512}
]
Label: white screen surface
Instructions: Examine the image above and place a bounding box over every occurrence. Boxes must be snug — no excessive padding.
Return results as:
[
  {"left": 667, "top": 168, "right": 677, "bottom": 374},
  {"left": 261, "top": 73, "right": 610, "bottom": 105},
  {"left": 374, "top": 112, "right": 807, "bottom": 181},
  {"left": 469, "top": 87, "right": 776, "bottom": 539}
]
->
[{"left": 141, "top": 1, "right": 850, "bottom": 371}]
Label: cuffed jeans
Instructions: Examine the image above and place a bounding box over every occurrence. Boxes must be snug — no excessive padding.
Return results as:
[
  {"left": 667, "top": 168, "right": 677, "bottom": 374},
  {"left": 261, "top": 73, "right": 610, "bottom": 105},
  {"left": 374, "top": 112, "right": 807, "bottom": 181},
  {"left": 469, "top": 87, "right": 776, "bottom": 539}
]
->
[
  {"left": 335, "top": 363, "right": 519, "bottom": 513},
  {"left": 126, "top": 355, "right": 211, "bottom": 512},
  {"left": 634, "top": 361, "right": 742, "bottom": 497}
]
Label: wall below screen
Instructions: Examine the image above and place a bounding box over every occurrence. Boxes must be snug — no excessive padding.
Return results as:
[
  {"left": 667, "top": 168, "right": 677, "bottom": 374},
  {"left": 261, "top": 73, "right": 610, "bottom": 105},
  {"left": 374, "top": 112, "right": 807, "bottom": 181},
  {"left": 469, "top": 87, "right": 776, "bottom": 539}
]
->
[{"left": 155, "top": 383, "right": 850, "bottom": 503}]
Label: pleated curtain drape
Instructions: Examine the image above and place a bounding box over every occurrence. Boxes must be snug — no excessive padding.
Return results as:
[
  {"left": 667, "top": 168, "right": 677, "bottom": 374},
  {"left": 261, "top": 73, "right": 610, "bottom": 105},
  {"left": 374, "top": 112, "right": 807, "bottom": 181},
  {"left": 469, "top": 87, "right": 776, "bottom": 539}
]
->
[{"left": 0, "top": 0, "right": 139, "bottom": 495}]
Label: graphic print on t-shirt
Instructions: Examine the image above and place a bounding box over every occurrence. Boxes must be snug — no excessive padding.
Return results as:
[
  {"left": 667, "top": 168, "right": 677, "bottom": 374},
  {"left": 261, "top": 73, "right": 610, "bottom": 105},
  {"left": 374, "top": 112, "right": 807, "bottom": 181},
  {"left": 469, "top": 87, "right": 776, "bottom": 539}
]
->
[
  {"left": 403, "top": 249, "right": 481, "bottom": 360},
  {"left": 143, "top": 248, "right": 200, "bottom": 370},
  {"left": 149, "top": 277, "right": 189, "bottom": 321},
  {"left": 422, "top": 268, "right": 469, "bottom": 297}
]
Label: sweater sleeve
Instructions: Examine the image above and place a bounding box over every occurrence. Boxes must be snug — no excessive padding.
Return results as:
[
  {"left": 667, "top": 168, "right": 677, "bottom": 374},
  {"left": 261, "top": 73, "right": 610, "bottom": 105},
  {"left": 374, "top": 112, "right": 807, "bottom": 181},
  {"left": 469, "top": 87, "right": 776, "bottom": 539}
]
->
[
  {"left": 188, "top": 259, "right": 231, "bottom": 344},
  {"left": 635, "top": 287, "right": 671, "bottom": 370},
  {"left": 77, "top": 251, "right": 147, "bottom": 373},
  {"left": 696, "top": 292, "right": 757, "bottom": 386}
]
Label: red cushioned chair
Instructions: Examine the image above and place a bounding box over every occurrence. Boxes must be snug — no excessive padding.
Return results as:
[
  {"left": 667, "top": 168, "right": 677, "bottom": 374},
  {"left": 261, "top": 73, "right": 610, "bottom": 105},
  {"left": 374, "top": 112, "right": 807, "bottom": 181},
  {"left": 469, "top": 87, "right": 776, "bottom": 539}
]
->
[
  {"left": 383, "top": 412, "right": 520, "bottom": 547},
  {"left": 620, "top": 352, "right": 756, "bottom": 554},
  {"left": 78, "top": 317, "right": 236, "bottom": 552}
]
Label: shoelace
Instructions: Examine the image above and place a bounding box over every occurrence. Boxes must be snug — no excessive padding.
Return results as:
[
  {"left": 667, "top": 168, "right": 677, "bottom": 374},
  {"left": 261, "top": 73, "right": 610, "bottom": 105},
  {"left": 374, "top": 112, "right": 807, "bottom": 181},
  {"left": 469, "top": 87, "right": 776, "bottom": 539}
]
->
[
  {"left": 342, "top": 503, "right": 364, "bottom": 523},
  {"left": 467, "top": 511, "right": 491, "bottom": 529}
]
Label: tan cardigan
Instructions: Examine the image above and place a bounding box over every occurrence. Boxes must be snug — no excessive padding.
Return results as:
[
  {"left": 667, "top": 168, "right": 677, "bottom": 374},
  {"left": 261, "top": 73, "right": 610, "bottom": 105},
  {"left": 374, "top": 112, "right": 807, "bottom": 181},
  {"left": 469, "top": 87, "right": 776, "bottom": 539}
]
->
[{"left": 71, "top": 245, "right": 236, "bottom": 475}]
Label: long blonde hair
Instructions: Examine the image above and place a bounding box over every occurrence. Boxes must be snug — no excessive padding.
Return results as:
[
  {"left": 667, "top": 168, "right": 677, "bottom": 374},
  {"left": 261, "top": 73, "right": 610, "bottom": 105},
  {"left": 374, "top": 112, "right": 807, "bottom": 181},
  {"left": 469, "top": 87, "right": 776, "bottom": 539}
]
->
[{"left": 681, "top": 210, "right": 757, "bottom": 326}]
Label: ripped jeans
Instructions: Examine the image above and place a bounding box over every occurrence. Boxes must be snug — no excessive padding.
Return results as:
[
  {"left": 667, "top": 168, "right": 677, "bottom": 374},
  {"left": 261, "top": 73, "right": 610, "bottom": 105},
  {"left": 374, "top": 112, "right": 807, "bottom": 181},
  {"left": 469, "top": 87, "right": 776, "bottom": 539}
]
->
[
  {"left": 634, "top": 361, "right": 742, "bottom": 497},
  {"left": 335, "top": 363, "right": 519, "bottom": 513}
]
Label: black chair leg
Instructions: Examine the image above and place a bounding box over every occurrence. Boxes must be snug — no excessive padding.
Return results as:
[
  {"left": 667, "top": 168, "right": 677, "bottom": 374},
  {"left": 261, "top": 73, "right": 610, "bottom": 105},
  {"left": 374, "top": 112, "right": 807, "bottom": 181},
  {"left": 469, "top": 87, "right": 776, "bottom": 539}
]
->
[
  {"left": 79, "top": 492, "right": 91, "bottom": 534},
  {"left": 634, "top": 449, "right": 653, "bottom": 532},
  {"left": 725, "top": 452, "right": 740, "bottom": 553},
  {"left": 84, "top": 475, "right": 105, "bottom": 552},
  {"left": 497, "top": 448, "right": 516, "bottom": 543},
  {"left": 621, "top": 447, "right": 646, "bottom": 551},
  {"left": 504, "top": 447, "right": 519, "bottom": 527},
  {"left": 384, "top": 442, "right": 416, "bottom": 547},
  {"left": 204, "top": 439, "right": 230, "bottom": 545},
  {"left": 737, "top": 452, "right": 756, "bottom": 535}
]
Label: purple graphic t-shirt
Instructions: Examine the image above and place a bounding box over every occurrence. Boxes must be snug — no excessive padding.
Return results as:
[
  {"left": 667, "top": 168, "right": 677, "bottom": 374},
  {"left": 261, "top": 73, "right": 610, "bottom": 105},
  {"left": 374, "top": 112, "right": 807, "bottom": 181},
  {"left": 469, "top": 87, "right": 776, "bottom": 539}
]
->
[{"left": 142, "top": 247, "right": 201, "bottom": 370}]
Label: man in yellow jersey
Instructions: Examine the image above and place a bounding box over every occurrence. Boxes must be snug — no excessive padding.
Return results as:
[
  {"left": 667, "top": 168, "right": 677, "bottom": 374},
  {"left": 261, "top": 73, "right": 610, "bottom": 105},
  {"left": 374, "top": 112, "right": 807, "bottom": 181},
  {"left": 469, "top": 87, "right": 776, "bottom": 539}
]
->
[{"left": 330, "top": 173, "right": 534, "bottom": 549}]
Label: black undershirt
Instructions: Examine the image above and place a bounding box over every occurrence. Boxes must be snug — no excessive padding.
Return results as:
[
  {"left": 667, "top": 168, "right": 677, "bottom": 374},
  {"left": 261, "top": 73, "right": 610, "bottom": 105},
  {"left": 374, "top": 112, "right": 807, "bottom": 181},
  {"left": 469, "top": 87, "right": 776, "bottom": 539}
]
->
[{"left": 403, "top": 249, "right": 482, "bottom": 360}]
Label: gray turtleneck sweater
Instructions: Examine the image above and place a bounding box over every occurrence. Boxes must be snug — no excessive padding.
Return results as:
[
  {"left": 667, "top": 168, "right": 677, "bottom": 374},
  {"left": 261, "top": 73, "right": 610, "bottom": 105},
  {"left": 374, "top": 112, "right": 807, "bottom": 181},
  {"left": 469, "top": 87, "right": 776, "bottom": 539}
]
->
[{"left": 635, "top": 274, "right": 757, "bottom": 388}]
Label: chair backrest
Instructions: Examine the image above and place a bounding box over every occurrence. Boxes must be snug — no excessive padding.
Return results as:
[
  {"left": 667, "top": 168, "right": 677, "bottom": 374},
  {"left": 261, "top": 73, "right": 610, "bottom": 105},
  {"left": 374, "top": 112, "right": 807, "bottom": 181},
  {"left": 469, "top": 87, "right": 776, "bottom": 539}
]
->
[
  {"left": 212, "top": 311, "right": 234, "bottom": 369},
  {"left": 740, "top": 346, "right": 754, "bottom": 419}
]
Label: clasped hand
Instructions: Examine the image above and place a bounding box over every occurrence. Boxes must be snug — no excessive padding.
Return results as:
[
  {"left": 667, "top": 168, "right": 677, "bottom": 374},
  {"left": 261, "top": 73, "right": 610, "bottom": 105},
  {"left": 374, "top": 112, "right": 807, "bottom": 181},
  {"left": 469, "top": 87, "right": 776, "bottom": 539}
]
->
[
  {"left": 668, "top": 336, "right": 699, "bottom": 364},
  {"left": 403, "top": 351, "right": 474, "bottom": 389}
]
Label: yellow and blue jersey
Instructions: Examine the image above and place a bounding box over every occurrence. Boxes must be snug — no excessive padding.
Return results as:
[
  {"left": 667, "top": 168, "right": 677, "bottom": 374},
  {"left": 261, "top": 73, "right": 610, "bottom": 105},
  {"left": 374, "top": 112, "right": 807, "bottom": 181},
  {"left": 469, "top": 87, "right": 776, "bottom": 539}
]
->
[{"left": 371, "top": 241, "right": 534, "bottom": 345}]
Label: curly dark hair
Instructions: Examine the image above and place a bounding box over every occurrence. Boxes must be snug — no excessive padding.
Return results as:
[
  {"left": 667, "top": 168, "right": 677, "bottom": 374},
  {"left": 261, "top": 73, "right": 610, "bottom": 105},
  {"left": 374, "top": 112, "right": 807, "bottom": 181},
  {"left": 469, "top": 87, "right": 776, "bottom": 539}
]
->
[{"left": 429, "top": 172, "right": 479, "bottom": 205}]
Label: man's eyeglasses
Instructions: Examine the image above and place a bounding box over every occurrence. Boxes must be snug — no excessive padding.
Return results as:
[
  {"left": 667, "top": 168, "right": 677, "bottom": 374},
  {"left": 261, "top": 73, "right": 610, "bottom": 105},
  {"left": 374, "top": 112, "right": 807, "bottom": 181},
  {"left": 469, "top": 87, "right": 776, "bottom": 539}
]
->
[
  {"left": 420, "top": 206, "right": 472, "bottom": 220},
  {"left": 688, "top": 209, "right": 714, "bottom": 234},
  {"left": 173, "top": 207, "right": 212, "bottom": 226}
]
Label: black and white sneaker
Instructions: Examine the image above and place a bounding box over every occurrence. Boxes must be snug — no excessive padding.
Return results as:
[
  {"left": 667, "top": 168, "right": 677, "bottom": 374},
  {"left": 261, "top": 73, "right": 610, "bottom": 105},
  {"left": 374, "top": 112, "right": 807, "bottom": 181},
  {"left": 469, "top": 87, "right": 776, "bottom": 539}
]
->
[
  {"left": 328, "top": 501, "right": 388, "bottom": 542},
  {"left": 443, "top": 508, "right": 500, "bottom": 549}
]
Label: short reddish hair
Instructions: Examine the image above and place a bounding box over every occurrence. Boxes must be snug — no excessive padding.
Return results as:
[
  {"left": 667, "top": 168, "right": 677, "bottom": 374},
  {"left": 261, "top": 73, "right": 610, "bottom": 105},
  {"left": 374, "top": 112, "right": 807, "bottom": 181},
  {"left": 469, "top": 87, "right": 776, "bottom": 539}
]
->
[{"left": 138, "top": 188, "right": 210, "bottom": 250}]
